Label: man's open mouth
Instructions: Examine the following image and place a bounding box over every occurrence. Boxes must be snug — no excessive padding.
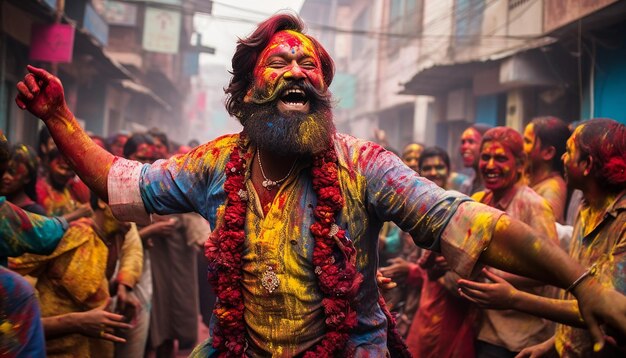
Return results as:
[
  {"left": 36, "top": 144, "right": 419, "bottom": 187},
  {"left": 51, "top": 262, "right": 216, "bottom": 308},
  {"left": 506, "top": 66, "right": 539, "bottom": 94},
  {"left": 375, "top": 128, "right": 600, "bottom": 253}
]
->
[{"left": 279, "top": 87, "right": 309, "bottom": 111}]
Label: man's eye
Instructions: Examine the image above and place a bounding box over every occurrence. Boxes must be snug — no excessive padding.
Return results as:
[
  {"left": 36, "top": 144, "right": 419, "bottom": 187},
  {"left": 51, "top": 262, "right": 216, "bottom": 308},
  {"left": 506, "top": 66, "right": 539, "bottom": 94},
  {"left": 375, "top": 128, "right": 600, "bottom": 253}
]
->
[{"left": 268, "top": 61, "right": 286, "bottom": 68}]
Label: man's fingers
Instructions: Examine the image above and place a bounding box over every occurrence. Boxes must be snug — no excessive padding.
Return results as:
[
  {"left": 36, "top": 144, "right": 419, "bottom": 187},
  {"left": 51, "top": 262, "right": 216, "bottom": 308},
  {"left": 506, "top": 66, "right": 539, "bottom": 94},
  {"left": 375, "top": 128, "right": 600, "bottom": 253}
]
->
[
  {"left": 105, "top": 318, "right": 133, "bottom": 330},
  {"left": 458, "top": 288, "right": 480, "bottom": 304},
  {"left": 482, "top": 268, "right": 506, "bottom": 283},
  {"left": 15, "top": 97, "right": 26, "bottom": 110},
  {"left": 583, "top": 311, "right": 605, "bottom": 352},
  {"left": 458, "top": 286, "right": 488, "bottom": 300},
  {"left": 24, "top": 73, "right": 40, "bottom": 93},
  {"left": 27, "top": 65, "right": 54, "bottom": 82},
  {"left": 16, "top": 82, "right": 34, "bottom": 100},
  {"left": 100, "top": 332, "right": 127, "bottom": 343},
  {"left": 457, "top": 278, "right": 489, "bottom": 291},
  {"left": 103, "top": 311, "right": 126, "bottom": 321}
]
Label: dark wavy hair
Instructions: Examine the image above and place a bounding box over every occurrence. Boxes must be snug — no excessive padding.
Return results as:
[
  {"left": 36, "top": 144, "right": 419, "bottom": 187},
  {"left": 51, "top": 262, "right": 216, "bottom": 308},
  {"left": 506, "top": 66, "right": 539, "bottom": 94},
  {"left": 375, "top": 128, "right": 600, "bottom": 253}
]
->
[
  {"left": 224, "top": 13, "right": 335, "bottom": 123},
  {"left": 530, "top": 116, "right": 571, "bottom": 175},
  {"left": 573, "top": 118, "right": 626, "bottom": 189}
]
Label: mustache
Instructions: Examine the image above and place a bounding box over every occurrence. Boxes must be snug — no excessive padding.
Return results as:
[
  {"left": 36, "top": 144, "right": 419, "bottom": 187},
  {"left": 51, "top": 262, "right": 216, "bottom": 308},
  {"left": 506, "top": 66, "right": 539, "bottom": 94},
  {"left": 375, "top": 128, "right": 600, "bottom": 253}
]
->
[{"left": 250, "top": 79, "right": 332, "bottom": 106}]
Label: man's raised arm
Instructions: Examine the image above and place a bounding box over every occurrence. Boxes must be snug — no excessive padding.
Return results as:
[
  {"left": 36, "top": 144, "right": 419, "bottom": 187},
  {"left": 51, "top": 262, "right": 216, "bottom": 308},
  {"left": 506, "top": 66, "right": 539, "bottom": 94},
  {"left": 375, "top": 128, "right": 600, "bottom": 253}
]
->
[{"left": 15, "top": 66, "right": 113, "bottom": 200}]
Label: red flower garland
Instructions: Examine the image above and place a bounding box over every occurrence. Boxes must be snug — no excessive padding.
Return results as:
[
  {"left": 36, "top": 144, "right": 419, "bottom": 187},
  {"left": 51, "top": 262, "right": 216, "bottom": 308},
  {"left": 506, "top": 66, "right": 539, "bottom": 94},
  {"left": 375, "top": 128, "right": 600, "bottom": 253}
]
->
[{"left": 205, "top": 134, "right": 409, "bottom": 357}]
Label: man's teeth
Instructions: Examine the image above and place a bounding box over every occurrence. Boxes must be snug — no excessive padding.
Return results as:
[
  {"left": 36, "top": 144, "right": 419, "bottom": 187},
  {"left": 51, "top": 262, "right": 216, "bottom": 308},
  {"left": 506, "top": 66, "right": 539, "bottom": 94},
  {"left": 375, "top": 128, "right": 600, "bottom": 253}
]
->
[
  {"left": 485, "top": 173, "right": 499, "bottom": 178},
  {"left": 285, "top": 88, "right": 304, "bottom": 95},
  {"left": 283, "top": 101, "right": 305, "bottom": 107}
]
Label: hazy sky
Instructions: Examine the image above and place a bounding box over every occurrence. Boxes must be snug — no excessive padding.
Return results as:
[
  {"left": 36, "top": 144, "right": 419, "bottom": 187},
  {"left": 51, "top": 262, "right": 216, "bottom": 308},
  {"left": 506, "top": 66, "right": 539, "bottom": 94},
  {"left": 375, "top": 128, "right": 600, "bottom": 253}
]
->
[{"left": 194, "top": 1, "right": 305, "bottom": 67}]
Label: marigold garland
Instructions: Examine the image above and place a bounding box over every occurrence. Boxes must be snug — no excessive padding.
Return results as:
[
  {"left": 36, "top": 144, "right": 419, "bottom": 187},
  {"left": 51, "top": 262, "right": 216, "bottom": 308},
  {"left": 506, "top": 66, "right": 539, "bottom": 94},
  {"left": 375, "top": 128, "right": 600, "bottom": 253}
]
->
[{"left": 204, "top": 134, "right": 410, "bottom": 357}]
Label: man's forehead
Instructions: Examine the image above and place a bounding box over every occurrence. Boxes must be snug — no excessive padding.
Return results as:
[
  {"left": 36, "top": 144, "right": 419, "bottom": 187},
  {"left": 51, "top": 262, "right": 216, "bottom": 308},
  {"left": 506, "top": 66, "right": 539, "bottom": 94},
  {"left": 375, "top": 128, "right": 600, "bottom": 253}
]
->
[{"left": 262, "top": 30, "right": 317, "bottom": 56}]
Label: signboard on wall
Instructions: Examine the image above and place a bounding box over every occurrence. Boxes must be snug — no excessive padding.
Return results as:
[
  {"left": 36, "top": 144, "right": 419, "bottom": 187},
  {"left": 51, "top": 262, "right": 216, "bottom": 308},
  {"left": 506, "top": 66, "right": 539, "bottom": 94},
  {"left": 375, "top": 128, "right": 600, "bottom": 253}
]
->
[
  {"left": 84, "top": 3, "right": 108, "bottom": 45},
  {"left": 29, "top": 24, "right": 75, "bottom": 63},
  {"left": 104, "top": 1, "right": 138, "bottom": 26},
  {"left": 142, "top": 7, "right": 181, "bottom": 54}
]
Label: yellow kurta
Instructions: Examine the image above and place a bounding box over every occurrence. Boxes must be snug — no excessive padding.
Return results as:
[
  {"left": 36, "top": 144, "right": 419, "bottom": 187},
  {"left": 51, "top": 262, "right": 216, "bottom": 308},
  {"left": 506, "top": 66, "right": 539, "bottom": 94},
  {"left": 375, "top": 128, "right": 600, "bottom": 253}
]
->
[{"left": 10, "top": 220, "right": 111, "bottom": 357}]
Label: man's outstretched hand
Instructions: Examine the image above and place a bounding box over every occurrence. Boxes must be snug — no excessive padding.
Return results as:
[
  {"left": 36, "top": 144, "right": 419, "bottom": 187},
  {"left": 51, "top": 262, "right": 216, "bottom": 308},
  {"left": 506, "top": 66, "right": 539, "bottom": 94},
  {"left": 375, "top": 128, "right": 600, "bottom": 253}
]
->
[
  {"left": 574, "top": 278, "right": 626, "bottom": 352},
  {"left": 15, "top": 65, "right": 67, "bottom": 121}
]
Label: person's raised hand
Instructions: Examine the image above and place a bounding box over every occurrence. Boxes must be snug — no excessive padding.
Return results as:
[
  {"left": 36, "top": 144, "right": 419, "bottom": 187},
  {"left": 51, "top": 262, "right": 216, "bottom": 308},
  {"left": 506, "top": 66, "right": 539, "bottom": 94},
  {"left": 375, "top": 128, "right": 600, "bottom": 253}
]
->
[
  {"left": 457, "top": 268, "right": 517, "bottom": 310},
  {"left": 15, "top": 65, "right": 68, "bottom": 121}
]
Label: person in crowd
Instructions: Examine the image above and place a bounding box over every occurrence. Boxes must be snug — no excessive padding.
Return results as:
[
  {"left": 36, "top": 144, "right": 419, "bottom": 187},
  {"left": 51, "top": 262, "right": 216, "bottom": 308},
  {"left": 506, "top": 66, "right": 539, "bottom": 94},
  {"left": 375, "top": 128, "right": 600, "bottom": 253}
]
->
[
  {"left": 112, "top": 133, "right": 164, "bottom": 358},
  {"left": 402, "top": 146, "right": 478, "bottom": 357},
  {"left": 15, "top": 13, "right": 626, "bottom": 356},
  {"left": 144, "top": 129, "right": 208, "bottom": 358},
  {"left": 470, "top": 126, "right": 558, "bottom": 357},
  {"left": 523, "top": 116, "right": 570, "bottom": 223},
  {"left": 148, "top": 128, "right": 170, "bottom": 161},
  {"left": 380, "top": 146, "right": 477, "bottom": 354},
  {"left": 458, "top": 118, "right": 626, "bottom": 357},
  {"left": 36, "top": 126, "right": 55, "bottom": 176},
  {"left": 379, "top": 143, "right": 422, "bottom": 326},
  {"left": 0, "top": 132, "right": 124, "bottom": 357},
  {"left": 401, "top": 142, "right": 424, "bottom": 172},
  {"left": 38, "top": 126, "right": 90, "bottom": 203},
  {"left": 35, "top": 148, "right": 84, "bottom": 216},
  {"left": 460, "top": 123, "right": 492, "bottom": 195},
  {"left": 0, "top": 143, "right": 45, "bottom": 214},
  {"left": 107, "top": 132, "right": 129, "bottom": 158},
  {"left": 9, "top": 188, "right": 128, "bottom": 357}
]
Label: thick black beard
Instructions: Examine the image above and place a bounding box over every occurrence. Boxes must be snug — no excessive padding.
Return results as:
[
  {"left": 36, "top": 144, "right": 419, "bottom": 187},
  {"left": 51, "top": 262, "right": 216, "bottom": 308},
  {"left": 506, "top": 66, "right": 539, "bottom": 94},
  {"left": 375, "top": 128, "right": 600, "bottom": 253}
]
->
[{"left": 241, "top": 80, "right": 335, "bottom": 155}]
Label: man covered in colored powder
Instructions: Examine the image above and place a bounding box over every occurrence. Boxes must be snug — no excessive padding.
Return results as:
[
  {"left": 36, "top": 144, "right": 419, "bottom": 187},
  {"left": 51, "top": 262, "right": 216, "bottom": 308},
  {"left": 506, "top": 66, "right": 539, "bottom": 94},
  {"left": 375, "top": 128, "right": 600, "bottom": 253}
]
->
[
  {"left": 470, "top": 127, "right": 558, "bottom": 356},
  {"left": 15, "top": 13, "right": 626, "bottom": 357},
  {"left": 458, "top": 119, "right": 626, "bottom": 357}
]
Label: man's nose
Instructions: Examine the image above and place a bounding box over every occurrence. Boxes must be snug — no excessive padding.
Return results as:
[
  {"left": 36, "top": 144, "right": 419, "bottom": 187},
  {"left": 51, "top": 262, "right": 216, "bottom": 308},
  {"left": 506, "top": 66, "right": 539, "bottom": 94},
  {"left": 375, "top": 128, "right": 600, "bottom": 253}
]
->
[{"left": 285, "top": 62, "right": 305, "bottom": 79}]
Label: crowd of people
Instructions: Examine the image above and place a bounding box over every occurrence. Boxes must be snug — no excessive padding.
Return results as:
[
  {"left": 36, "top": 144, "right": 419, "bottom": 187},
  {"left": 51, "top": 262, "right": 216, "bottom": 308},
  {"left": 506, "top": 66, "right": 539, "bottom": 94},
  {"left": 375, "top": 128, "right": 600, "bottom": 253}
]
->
[
  {"left": 0, "top": 127, "right": 210, "bottom": 357},
  {"left": 2, "top": 12, "right": 626, "bottom": 358}
]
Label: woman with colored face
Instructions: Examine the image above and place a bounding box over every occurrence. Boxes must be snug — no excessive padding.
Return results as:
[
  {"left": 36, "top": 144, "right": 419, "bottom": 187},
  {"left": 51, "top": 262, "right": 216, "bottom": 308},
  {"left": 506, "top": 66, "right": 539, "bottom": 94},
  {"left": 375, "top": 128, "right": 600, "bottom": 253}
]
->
[
  {"left": 522, "top": 117, "right": 570, "bottom": 223},
  {"left": 478, "top": 134, "right": 523, "bottom": 199},
  {"left": 0, "top": 144, "right": 45, "bottom": 215},
  {"left": 468, "top": 127, "right": 559, "bottom": 357}
]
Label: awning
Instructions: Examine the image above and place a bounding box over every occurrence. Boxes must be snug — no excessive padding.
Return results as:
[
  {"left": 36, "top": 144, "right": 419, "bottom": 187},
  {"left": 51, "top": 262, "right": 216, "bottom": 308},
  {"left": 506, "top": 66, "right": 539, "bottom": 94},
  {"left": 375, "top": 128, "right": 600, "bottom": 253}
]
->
[
  {"left": 400, "top": 37, "right": 557, "bottom": 96},
  {"left": 113, "top": 79, "right": 172, "bottom": 111}
]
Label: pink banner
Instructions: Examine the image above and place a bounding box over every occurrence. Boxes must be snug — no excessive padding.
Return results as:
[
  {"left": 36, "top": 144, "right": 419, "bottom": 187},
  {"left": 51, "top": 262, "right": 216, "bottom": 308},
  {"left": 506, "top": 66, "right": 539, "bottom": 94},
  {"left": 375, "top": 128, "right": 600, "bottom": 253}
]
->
[{"left": 29, "top": 24, "right": 75, "bottom": 63}]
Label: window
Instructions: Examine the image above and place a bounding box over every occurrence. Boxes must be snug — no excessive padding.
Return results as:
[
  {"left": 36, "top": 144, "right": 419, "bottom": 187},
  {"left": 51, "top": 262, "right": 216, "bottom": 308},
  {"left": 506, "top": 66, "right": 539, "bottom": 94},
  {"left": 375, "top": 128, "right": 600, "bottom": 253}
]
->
[
  {"left": 387, "top": 0, "right": 423, "bottom": 53},
  {"left": 454, "top": 0, "right": 486, "bottom": 47}
]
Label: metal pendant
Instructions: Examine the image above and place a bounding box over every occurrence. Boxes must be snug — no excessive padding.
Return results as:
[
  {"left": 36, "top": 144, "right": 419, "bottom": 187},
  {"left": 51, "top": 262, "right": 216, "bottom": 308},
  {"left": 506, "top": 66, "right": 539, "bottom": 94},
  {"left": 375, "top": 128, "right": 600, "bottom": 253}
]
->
[
  {"left": 262, "top": 179, "right": 277, "bottom": 190},
  {"left": 261, "top": 266, "right": 280, "bottom": 293}
]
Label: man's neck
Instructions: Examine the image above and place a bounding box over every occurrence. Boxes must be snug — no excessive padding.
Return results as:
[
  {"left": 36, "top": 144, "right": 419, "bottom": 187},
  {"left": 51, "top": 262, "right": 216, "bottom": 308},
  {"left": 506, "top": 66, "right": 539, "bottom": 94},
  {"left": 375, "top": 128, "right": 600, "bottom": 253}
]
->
[{"left": 582, "top": 181, "right": 615, "bottom": 212}]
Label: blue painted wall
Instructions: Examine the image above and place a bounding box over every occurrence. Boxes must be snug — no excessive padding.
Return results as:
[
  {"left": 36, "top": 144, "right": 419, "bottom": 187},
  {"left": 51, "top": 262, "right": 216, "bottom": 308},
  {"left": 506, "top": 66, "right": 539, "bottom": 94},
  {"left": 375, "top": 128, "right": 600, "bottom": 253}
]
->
[
  {"left": 474, "top": 95, "right": 498, "bottom": 126},
  {"left": 591, "top": 39, "right": 626, "bottom": 124}
]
